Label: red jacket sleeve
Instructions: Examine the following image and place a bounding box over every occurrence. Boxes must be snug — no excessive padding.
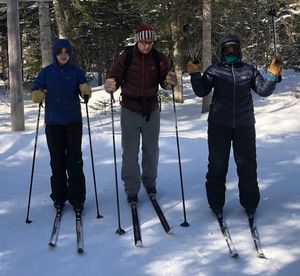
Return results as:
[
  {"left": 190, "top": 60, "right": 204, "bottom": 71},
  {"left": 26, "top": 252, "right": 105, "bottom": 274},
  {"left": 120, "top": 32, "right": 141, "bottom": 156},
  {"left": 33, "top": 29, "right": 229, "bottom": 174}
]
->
[
  {"left": 158, "top": 53, "right": 171, "bottom": 89},
  {"left": 108, "top": 50, "right": 127, "bottom": 89}
]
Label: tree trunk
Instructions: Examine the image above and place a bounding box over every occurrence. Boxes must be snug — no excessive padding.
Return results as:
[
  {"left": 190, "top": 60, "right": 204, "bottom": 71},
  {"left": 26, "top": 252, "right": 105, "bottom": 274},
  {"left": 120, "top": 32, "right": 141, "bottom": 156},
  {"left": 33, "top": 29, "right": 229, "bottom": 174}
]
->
[
  {"left": 39, "top": 1, "right": 52, "bottom": 67},
  {"left": 202, "top": 0, "right": 212, "bottom": 113},
  {"left": 7, "top": 0, "right": 24, "bottom": 131},
  {"left": 53, "top": 0, "right": 68, "bottom": 39},
  {"left": 171, "top": 22, "right": 183, "bottom": 103}
]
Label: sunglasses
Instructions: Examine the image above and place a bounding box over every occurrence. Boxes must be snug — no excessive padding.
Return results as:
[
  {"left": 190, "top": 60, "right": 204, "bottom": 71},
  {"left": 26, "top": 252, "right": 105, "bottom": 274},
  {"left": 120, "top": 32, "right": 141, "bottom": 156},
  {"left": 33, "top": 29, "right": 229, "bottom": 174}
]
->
[{"left": 222, "top": 44, "right": 240, "bottom": 55}]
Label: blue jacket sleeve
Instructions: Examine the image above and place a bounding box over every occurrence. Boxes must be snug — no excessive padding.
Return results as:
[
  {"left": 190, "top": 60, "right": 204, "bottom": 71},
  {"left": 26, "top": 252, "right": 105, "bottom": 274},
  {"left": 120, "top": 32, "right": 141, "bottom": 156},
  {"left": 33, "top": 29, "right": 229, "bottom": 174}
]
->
[
  {"left": 32, "top": 69, "right": 46, "bottom": 91},
  {"left": 76, "top": 68, "right": 87, "bottom": 98},
  {"left": 190, "top": 69, "right": 214, "bottom": 97},
  {"left": 78, "top": 68, "right": 87, "bottom": 85},
  {"left": 252, "top": 69, "right": 277, "bottom": 97}
]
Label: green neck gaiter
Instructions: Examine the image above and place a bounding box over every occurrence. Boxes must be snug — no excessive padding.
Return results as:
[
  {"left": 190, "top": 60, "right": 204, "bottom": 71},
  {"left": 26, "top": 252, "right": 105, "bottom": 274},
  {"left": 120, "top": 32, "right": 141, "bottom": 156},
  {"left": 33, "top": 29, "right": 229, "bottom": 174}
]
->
[{"left": 224, "top": 53, "right": 239, "bottom": 64}]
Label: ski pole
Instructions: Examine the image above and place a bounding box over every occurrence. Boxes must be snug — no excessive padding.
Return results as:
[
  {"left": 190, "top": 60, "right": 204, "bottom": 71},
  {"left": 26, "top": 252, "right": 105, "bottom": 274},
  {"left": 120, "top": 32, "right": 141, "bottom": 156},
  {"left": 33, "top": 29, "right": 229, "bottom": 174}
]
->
[
  {"left": 84, "top": 95, "right": 103, "bottom": 219},
  {"left": 268, "top": 7, "right": 282, "bottom": 82},
  {"left": 183, "top": 24, "right": 199, "bottom": 63},
  {"left": 25, "top": 103, "right": 42, "bottom": 224},
  {"left": 268, "top": 7, "right": 277, "bottom": 56},
  {"left": 169, "top": 63, "right": 189, "bottom": 227},
  {"left": 110, "top": 92, "right": 125, "bottom": 235}
]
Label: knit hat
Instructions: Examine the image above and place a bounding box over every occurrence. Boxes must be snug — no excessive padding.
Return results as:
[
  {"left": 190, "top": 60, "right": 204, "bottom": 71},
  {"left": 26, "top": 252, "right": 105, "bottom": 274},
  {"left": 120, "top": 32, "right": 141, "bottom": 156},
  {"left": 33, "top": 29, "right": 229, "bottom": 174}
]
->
[{"left": 134, "top": 23, "right": 156, "bottom": 43}]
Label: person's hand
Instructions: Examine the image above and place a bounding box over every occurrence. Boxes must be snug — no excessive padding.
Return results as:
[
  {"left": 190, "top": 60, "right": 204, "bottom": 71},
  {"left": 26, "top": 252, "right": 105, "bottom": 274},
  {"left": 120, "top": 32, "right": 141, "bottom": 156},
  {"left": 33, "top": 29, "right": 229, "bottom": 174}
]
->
[
  {"left": 267, "top": 54, "right": 283, "bottom": 76},
  {"left": 165, "top": 71, "right": 177, "bottom": 86},
  {"left": 79, "top": 83, "right": 92, "bottom": 103},
  {"left": 104, "top": 78, "right": 117, "bottom": 93},
  {"left": 187, "top": 60, "right": 201, "bottom": 74},
  {"left": 30, "top": 89, "right": 45, "bottom": 103}
]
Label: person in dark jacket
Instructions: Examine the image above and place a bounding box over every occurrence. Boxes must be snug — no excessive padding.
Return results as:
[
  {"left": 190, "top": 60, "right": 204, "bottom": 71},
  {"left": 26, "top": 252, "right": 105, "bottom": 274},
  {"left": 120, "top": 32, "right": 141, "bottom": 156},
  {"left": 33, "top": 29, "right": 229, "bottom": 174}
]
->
[
  {"left": 31, "top": 39, "right": 92, "bottom": 213},
  {"left": 104, "top": 23, "right": 177, "bottom": 204},
  {"left": 188, "top": 34, "right": 282, "bottom": 216}
]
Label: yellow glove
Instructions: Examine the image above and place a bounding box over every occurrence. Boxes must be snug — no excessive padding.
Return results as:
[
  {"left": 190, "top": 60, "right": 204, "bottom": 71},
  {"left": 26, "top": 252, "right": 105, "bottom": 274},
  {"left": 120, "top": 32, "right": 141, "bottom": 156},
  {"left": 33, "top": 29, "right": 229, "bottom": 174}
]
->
[
  {"left": 165, "top": 71, "right": 177, "bottom": 86},
  {"left": 267, "top": 54, "right": 283, "bottom": 76},
  {"left": 30, "top": 89, "right": 45, "bottom": 103},
  {"left": 79, "top": 83, "right": 92, "bottom": 99},
  {"left": 104, "top": 78, "right": 117, "bottom": 93},
  {"left": 187, "top": 60, "right": 201, "bottom": 74}
]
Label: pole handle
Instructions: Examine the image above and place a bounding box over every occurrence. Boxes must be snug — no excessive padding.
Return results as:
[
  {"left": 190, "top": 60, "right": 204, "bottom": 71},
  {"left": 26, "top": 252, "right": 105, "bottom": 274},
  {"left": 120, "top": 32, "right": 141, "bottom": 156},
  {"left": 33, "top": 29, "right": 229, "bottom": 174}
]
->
[
  {"left": 267, "top": 8, "right": 276, "bottom": 17},
  {"left": 84, "top": 94, "right": 89, "bottom": 104}
]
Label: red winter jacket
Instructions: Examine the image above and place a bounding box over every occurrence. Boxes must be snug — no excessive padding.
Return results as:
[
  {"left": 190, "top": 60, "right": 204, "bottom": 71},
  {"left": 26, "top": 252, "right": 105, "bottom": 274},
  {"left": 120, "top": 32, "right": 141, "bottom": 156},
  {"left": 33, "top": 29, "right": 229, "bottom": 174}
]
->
[{"left": 108, "top": 44, "right": 170, "bottom": 112}]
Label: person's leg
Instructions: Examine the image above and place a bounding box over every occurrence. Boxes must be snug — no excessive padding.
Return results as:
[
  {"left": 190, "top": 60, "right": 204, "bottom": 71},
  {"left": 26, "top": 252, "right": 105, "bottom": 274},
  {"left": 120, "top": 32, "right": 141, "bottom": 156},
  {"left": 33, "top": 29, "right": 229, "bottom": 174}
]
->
[
  {"left": 45, "top": 124, "right": 68, "bottom": 205},
  {"left": 205, "top": 124, "right": 232, "bottom": 214},
  {"left": 233, "top": 125, "right": 259, "bottom": 215},
  {"left": 141, "top": 108, "right": 160, "bottom": 195},
  {"left": 65, "top": 122, "right": 86, "bottom": 210},
  {"left": 121, "top": 108, "right": 142, "bottom": 196}
]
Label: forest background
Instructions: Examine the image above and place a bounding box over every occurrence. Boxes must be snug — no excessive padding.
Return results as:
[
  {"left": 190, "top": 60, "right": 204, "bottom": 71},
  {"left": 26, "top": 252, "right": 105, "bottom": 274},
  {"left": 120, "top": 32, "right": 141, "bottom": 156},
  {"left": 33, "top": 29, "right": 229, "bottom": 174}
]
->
[
  {"left": 0, "top": 0, "right": 299, "bottom": 84},
  {"left": 0, "top": 0, "right": 299, "bottom": 131}
]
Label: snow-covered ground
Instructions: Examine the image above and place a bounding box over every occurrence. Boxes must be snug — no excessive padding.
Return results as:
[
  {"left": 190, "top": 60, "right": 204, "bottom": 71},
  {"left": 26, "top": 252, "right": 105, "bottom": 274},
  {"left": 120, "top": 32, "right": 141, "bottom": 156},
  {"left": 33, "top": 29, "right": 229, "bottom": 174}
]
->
[{"left": 0, "top": 71, "right": 299, "bottom": 276}]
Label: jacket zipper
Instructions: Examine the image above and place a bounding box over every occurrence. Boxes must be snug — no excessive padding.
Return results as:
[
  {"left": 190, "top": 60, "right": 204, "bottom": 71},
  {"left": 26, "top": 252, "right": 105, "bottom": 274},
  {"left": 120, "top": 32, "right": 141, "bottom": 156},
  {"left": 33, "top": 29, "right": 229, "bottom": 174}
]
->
[{"left": 231, "top": 65, "right": 236, "bottom": 128}]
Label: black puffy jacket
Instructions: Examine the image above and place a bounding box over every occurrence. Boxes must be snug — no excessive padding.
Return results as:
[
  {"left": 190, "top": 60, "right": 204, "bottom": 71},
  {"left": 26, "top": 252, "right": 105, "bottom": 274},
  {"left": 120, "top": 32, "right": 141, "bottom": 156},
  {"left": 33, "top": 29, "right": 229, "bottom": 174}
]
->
[{"left": 190, "top": 62, "right": 277, "bottom": 128}]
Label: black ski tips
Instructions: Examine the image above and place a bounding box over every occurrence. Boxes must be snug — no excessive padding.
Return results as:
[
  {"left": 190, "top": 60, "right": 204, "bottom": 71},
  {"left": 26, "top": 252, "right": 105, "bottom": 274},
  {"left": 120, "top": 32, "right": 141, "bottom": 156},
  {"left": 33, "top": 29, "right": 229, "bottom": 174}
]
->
[{"left": 130, "top": 203, "right": 143, "bottom": 247}]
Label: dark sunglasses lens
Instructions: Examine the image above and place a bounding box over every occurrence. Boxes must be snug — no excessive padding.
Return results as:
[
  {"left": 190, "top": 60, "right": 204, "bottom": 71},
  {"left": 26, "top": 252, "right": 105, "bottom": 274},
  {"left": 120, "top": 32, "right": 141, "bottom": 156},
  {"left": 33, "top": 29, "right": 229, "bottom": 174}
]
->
[{"left": 223, "top": 45, "right": 240, "bottom": 55}]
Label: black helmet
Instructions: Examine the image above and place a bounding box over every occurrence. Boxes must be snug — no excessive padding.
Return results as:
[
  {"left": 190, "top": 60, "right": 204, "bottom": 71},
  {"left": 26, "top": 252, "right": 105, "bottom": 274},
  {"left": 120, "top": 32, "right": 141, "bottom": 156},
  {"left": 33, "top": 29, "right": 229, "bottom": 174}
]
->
[
  {"left": 219, "top": 34, "right": 240, "bottom": 48},
  {"left": 219, "top": 34, "right": 241, "bottom": 61}
]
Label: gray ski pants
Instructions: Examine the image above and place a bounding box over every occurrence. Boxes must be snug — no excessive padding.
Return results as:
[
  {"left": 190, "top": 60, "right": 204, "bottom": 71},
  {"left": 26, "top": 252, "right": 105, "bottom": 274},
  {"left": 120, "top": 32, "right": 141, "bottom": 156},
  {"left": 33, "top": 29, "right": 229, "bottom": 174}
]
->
[{"left": 120, "top": 107, "right": 160, "bottom": 195}]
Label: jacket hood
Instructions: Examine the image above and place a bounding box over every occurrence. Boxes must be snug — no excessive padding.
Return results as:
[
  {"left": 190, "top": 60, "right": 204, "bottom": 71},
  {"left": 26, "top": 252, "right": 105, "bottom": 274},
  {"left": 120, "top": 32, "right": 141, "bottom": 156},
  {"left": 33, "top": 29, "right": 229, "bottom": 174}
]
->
[
  {"left": 219, "top": 34, "right": 242, "bottom": 63},
  {"left": 52, "top": 39, "right": 72, "bottom": 65}
]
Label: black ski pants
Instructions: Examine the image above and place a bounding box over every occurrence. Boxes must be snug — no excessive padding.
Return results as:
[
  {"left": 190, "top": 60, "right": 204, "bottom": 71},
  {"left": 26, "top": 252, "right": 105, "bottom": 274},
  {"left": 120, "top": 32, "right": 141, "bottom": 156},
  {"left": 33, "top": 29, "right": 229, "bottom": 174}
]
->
[
  {"left": 45, "top": 122, "right": 86, "bottom": 208},
  {"left": 205, "top": 123, "right": 260, "bottom": 213}
]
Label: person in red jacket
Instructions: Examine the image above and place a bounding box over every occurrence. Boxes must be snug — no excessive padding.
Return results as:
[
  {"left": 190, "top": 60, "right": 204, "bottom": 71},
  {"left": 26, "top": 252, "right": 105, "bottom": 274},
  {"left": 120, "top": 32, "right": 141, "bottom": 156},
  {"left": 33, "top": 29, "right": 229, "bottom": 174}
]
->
[{"left": 105, "top": 23, "right": 177, "bottom": 204}]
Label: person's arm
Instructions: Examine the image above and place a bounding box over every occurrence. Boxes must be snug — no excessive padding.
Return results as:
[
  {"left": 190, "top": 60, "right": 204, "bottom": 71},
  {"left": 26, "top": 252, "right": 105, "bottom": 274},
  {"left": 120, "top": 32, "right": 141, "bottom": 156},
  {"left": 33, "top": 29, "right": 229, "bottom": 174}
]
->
[
  {"left": 77, "top": 69, "right": 91, "bottom": 103},
  {"left": 252, "top": 70, "right": 276, "bottom": 97},
  {"left": 158, "top": 54, "right": 171, "bottom": 89},
  {"left": 252, "top": 55, "right": 283, "bottom": 97},
  {"left": 108, "top": 51, "right": 127, "bottom": 89},
  {"left": 32, "top": 69, "right": 46, "bottom": 91},
  {"left": 188, "top": 61, "right": 214, "bottom": 97},
  {"left": 31, "top": 69, "right": 46, "bottom": 103},
  {"left": 104, "top": 51, "right": 127, "bottom": 94}
]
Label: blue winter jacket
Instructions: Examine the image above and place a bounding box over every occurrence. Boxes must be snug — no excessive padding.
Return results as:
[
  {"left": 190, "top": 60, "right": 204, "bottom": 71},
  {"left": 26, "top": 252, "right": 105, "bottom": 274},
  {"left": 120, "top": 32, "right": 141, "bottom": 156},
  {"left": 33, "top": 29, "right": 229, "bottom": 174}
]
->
[{"left": 32, "top": 39, "right": 86, "bottom": 125}]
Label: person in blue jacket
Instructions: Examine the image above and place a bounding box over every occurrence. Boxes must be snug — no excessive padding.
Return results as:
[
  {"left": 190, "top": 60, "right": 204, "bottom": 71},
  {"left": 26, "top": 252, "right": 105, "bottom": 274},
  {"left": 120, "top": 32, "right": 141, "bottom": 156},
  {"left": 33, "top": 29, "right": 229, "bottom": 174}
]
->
[
  {"left": 187, "top": 34, "right": 282, "bottom": 217},
  {"left": 31, "top": 39, "right": 92, "bottom": 213}
]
